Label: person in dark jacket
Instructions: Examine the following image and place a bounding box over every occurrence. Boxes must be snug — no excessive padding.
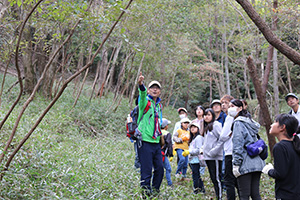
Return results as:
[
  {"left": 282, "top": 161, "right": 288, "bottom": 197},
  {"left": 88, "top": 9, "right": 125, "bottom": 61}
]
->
[
  {"left": 161, "top": 118, "right": 173, "bottom": 187},
  {"left": 262, "top": 114, "right": 300, "bottom": 200}
]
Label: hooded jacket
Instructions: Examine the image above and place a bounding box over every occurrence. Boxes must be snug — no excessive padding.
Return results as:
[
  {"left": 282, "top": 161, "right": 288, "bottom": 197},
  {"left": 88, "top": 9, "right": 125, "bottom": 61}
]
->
[
  {"left": 137, "top": 85, "right": 162, "bottom": 143},
  {"left": 232, "top": 116, "right": 265, "bottom": 175},
  {"left": 202, "top": 121, "right": 223, "bottom": 160}
]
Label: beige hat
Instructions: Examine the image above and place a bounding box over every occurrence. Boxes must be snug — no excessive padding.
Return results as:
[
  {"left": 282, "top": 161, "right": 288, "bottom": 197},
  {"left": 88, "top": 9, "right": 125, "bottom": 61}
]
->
[
  {"left": 210, "top": 99, "right": 221, "bottom": 108},
  {"left": 148, "top": 80, "right": 161, "bottom": 89},
  {"left": 180, "top": 117, "right": 191, "bottom": 124},
  {"left": 189, "top": 121, "right": 200, "bottom": 129}
]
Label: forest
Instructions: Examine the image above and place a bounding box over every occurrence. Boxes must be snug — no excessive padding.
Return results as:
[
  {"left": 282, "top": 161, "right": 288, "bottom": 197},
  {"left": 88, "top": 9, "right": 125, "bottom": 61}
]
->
[{"left": 0, "top": 0, "right": 300, "bottom": 199}]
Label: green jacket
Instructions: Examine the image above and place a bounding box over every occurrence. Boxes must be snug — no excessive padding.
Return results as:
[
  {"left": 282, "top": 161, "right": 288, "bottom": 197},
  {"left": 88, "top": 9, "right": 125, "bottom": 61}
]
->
[{"left": 137, "top": 86, "right": 162, "bottom": 143}]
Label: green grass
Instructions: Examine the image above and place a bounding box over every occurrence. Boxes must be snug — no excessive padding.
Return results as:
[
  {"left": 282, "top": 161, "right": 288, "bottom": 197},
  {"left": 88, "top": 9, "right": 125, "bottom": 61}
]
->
[{"left": 0, "top": 75, "right": 275, "bottom": 199}]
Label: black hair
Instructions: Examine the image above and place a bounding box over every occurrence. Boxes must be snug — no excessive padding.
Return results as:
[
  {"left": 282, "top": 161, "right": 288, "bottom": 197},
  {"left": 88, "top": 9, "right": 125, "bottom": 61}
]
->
[
  {"left": 230, "top": 99, "right": 251, "bottom": 119},
  {"left": 188, "top": 124, "right": 200, "bottom": 145},
  {"left": 204, "top": 108, "right": 216, "bottom": 133},
  {"left": 275, "top": 114, "right": 300, "bottom": 154},
  {"left": 194, "top": 105, "right": 205, "bottom": 118}
]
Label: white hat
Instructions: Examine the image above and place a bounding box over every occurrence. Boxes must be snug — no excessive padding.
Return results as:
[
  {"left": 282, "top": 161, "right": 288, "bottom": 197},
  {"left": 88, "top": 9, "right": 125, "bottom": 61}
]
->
[
  {"left": 177, "top": 107, "right": 188, "bottom": 113},
  {"left": 161, "top": 118, "right": 171, "bottom": 128},
  {"left": 148, "top": 80, "right": 161, "bottom": 89},
  {"left": 189, "top": 121, "right": 200, "bottom": 129},
  {"left": 285, "top": 93, "right": 299, "bottom": 101},
  {"left": 180, "top": 117, "right": 191, "bottom": 124},
  {"left": 210, "top": 99, "right": 221, "bottom": 108}
]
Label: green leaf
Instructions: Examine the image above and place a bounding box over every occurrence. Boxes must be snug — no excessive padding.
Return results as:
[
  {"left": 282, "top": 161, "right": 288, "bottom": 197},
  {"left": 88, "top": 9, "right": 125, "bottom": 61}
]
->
[{"left": 17, "top": 0, "right": 22, "bottom": 7}]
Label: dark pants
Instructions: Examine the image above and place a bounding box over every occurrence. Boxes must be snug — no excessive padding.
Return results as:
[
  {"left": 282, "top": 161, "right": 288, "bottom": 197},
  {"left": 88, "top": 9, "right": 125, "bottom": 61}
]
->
[
  {"left": 206, "top": 160, "right": 223, "bottom": 200},
  {"left": 137, "top": 141, "right": 164, "bottom": 194},
  {"left": 190, "top": 163, "right": 205, "bottom": 193},
  {"left": 237, "top": 172, "right": 261, "bottom": 200},
  {"left": 224, "top": 155, "right": 239, "bottom": 200}
]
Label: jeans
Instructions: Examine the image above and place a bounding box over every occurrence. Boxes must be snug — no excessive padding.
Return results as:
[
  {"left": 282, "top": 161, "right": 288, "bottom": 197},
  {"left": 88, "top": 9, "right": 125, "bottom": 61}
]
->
[
  {"left": 224, "top": 155, "right": 238, "bottom": 200},
  {"left": 237, "top": 172, "right": 261, "bottom": 200},
  {"left": 163, "top": 157, "right": 172, "bottom": 186},
  {"left": 190, "top": 163, "right": 205, "bottom": 193},
  {"left": 175, "top": 149, "right": 188, "bottom": 176},
  {"left": 206, "top": 160, "right": 223, "bottom": 200},
  {"left": 137, "top": 141, "right": 164, "bottom": 193}
]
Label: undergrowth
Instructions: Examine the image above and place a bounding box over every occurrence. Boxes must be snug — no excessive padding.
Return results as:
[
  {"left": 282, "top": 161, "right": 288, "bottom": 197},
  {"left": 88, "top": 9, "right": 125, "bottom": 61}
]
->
[{"left": 0, "top": 75, "right": 275, "bottom": 199}]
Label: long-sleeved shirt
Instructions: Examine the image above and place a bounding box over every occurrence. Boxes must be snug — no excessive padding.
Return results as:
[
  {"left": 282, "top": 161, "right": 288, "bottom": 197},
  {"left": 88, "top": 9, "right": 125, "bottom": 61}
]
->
[{"left": 268, "top": 140, "right": 300, "bottom": 200}]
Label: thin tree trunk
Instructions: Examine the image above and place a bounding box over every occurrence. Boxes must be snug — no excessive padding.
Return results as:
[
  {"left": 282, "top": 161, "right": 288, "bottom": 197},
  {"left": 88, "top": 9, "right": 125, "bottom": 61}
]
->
[
  {"left": 165, "top": 67, "right": 177, "bottom": 107},
  {"left": 285, "top": 59, "right": 293, "bottom": 92},
  {"left": 247, "top": 56, "right": 276, "bottom": 157},
  {"left": 113, "top": 51, "right": 133, "bottom": 98},
  {"left": 101, "top": 41, "right": 122, "bottom": 97},
  {"left": 273, "top": 49, "right": 279, "bottom": 116},
  {"left": 129, "top": 53, "right": 145, "bottom": 108}
]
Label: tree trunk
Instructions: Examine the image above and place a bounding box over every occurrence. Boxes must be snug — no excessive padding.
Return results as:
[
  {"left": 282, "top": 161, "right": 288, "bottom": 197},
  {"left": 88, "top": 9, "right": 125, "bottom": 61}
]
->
[
  {"left": 129, "top": 53, "right": 145, "bottom": 108},
  {"left": 247, "top": 56, "right": 276, "bottom": 157},
  {"left": 235, "top": 0, "right": 300, "bottom": 65},
  {"left": 23, "top": 25, "right": 36, "bottom": 94},
  {"left": 273, "top": 49, "right": 279, "bottom": 116},
  {"left": 285, "top": 59, "right": 293, "bottom": 92}
]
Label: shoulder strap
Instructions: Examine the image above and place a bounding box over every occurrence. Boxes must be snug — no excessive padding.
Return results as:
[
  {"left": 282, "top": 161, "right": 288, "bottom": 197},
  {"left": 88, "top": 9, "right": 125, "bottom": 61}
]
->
[{"left": 138, "top": 100, "right": 151, "bottom": 125}]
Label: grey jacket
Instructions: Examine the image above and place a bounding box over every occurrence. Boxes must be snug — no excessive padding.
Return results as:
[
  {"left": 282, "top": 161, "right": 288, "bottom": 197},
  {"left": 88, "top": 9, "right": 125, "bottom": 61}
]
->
[
  {"left": 203, "top": 121, "right": 223, "bottom": 160},
  {"left": 232, "top": 116, "right": 265, "bottom": 175},
  {"left": 188, "top": 135, "right": 204, "bottom": 163}
]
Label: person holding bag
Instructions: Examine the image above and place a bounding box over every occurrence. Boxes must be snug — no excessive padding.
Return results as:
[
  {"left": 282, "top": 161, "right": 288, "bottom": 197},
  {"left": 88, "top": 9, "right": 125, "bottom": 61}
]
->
[{"left": 229, "top": 99, "right": 265, "bottom": 200}]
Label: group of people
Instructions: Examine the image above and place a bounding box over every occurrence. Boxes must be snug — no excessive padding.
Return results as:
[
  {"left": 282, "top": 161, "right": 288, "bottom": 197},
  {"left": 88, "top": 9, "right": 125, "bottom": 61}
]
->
[{"left": 132, "top": 72, "right": 300, "bottom": 199}]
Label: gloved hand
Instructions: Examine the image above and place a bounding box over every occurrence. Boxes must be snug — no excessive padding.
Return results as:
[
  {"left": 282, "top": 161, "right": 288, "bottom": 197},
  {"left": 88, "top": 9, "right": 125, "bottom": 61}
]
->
[
  {"left": 169, "top": 157, "right": 173, "bottom": 162},
  {"left": 182, "top": 150, "right": 190, "bottom": 157},
  {"left": 262, "top": 163, "right": 274, "bottom": 175},
  {"left": 173, "top": 149, "right": 177, "bottom": 156},
  {"left": 232, "top": 165, "right": 241, "bottom": 178}
]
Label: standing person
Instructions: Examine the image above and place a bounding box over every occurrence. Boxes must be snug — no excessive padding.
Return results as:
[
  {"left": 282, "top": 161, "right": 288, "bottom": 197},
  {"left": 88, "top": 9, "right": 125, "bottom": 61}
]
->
[
  {"left": 285, "top": 93, "right": 300, "bottom": 124},
  {"left": 136, "top": 72, "right": 164, "bottom": 197},
  {"left": 230, "top": 99, "right": 265, "bottom": 200},
  {"left": 161, "top": 118, "right": 173, "bottom": 187},
  {"left": 262, "top": 114, "right": 300, "bottom": 199},
  {"left": 192, "top": 105, "right": 205, "bottom": 136},
  {"left": 192, "top": 105, "right": 206, "bottom": 175},
  {"left": 173, "top": 117, "right": 190, "bottom": 179},
  {"left": 202, "top": 108, "right": 223, "bottom": 200},
  {"left": 210, "top": 95, "right": 238, "bottom": 200},
  {"left": 172, "top": 107, "right": 188, "bottom": 141},
  {"left": 210, "top": 99, "right": 227, "bottom": 127},
  {"left": 182, "top": 122, "right": 205, "bottom": 194}
]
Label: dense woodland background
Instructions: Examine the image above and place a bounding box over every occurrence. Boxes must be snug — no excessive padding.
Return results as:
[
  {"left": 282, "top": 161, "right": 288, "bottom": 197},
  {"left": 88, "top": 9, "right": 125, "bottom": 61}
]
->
[{"left": 0, "top": 0, "right": 300, "bottom": 198}]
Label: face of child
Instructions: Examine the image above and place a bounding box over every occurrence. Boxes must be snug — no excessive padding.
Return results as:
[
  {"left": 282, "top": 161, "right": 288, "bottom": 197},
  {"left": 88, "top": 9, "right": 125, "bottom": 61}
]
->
[
  {"left": 269, "top": 121, "right": 283, "bottom": 137},
  {"left": 190, "top": 126, "right": 198, "bottom": 134},
  {"left": 196, "top": 107, "right": 203, "bottom": 117},
  {"left": 182, "top": 122, "right": 189, "bottom": 130},
  {"left": 204, "top": 111, "right": 213, "bottom": 123}
]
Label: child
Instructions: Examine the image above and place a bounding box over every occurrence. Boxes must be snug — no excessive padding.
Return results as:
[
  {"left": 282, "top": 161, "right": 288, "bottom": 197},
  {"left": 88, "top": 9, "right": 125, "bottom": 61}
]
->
[
  {"left": 161, "top": 118, "right": 173, "bottom": 187},
  {"left": 192, "top": 105, "right": 206, "bottom": 175},
  {"left": 182, "top": 122, "right": 205, "bottom": 194},
  {"left": 262, "top": 114, "right": 300, "bottom": 199},
  {"left": 173, "top": 117, "right": 190, "bottom": 179},
  {"left": 202, "top": 108, "right": 223, "bottom": 200}
]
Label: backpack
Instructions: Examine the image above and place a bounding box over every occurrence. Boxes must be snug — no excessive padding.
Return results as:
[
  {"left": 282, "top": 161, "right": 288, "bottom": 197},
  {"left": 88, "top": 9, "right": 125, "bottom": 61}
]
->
[{"left": 126, "top": 100, "right": 152, "bottom": 140}]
